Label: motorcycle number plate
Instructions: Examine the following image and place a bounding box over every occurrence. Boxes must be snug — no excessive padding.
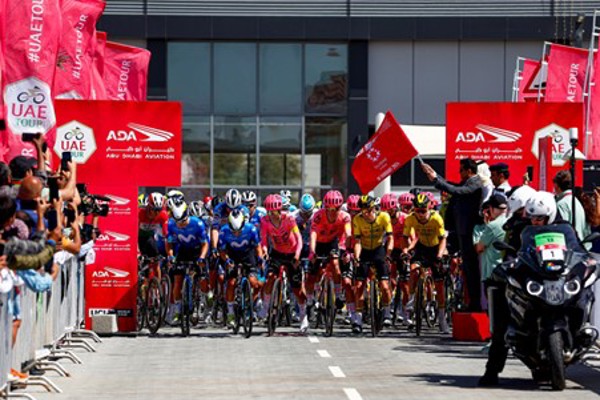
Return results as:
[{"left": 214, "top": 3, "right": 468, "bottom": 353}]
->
[
  {"left": 544, "top": 281, "right": 564, "bottom": 305},
  {"left": 540, "top": 249, "right": 564, "bottom": 262}
]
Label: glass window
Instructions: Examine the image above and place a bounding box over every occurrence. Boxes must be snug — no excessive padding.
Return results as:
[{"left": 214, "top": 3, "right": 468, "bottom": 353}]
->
[
  {"left": 259, "top": 44, "right": 302, "bottom": 115},
  {"left": 213, "top": 116, "right": 257, "bottom": 185},
  {"left": 181, "top": 116, "right": 210, "bottom": 185},
  {"left": 214, "top": 43, "right": 257, "bottom": 114},
  {"left": 305, "top": 44, "right": 348, "bottom": 115},
  {"left": 259, "top": 117, "right": 301, "bottom": 186},
  {"left": 414, "top": 158, "right": 445, "bottom": 187},
  {"left": 167, "top": 43, "right": 210, "bottom": 115},
  {"left": 305, "top": 117, "right": 347, "bottom": 187}
]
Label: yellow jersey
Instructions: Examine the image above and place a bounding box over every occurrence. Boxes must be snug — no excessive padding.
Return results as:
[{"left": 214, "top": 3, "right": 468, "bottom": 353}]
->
[
  {"left": 352, "top": 211, "right": 393, "bottom": 250},
  {"left": 403, "top": 211, "right": 445, "bottom": 247}
]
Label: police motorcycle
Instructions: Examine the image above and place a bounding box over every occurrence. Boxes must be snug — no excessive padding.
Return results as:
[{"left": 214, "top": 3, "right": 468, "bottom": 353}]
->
[{"left": 493, "top": 224, "right": 600, "bottom": 390}]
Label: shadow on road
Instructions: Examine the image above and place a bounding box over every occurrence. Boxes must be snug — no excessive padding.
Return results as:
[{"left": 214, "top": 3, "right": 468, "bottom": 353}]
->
[{"left": 395, "top": 372, "right": 542, "bottom": 390}]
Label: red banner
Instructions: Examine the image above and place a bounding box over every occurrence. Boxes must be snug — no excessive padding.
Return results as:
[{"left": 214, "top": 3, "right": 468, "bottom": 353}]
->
[
  {"left": 84, "top": 184, "right": 138, "bottom": 331},
  {"left": 90, "top": 32, "right": 107, "bottom": 100},
  {"left": 103, "top": 42, "right": 150, "bottom": 101},
  {"left": 518, "top": 59, "right": 540, "bottom": 102},
  {"left": 53, "top": 0, "right": 105, "bottom": 100},
  {"left": 53, "top": 100, "right": 182, "bottom": 186},
  {"left": 446, "top": 102, "right": 583, "bottom": 189},
  {"left": 351, "top": 111, "right": 418, "bottom": 193},
  {"left": 538, "top": 136, "right": 553, "bottom": 192},
  {"left": 2, "top": 0, "right": 61, "bottom": 161},
  {"left": 588, "top": 52, "right": 600, "bottom": 160},
  {"left": 545, "top": 44, "right": 589, "bottom": 103}
]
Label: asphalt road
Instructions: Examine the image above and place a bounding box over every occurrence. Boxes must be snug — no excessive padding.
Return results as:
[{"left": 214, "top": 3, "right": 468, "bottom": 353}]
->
[{"left": 15, "top": 322, "right": 600, "bottom": 400}]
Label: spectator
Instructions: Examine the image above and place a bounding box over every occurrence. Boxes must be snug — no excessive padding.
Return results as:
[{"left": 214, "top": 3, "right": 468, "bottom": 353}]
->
[
  {"left": 0, "top": 161, "right": 17, "bottom": 198},
  {"left": 475, "top": 194, "right": 509, "bottom": 284},
  {"left": 553, "top": 170, "right": 591, "bottom": 245},
  {"left": 9, "top": 156, "right": 37, "bottom": 186},
  {"left": 489, "top": 163, "right": 511, "bottom": 194},
  {"left": 421, "top": 158, "right": 484, "bottom": 311}
]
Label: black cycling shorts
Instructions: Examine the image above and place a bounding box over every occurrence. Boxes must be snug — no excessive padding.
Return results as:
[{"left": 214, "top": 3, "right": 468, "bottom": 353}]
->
[
  {"left": 225, "top": 251, "right": 258, "bottom": 280},
  {"left": 391, "top": 248, "right": 410, "bottom": 281},
  {"left": 268, "top": 250, "right": 302, "bottom": 290},
  {"left": 412, "top": 242, "right": 443, "bottom": 281},
  {"left": 356, "top": 246, "right": 389, "bottom": 281}
]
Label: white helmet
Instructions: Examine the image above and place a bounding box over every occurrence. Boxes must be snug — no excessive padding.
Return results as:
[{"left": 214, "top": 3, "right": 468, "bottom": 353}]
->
[
  {"left": 242, "top": 190, "right": 257, "bottom": 206},
  {"left": 166, "top": 190, "right": 185, "bottom": 202},
  {"left": 524, "top": 191, "right": 557, "bottom": 224},
  {"left": 225, "top": 188, "right": 242, "bottom": 209},
  {"left": 189, "top": 200, "right": 203, "bottom": 217},
  {"left": 280, "top": 189, "right": 292, "bottom": 200},
  {"left": 506, "top": 185, "right": 537, "bottom": 216},
  {"left": 148, "top": 192, "right": 165, "bottom": 210},
  {"left": 172, "top": 202, "right": 189, "bottom": 223},
  {"left": 228, "top": 209, "right": 245, "bottom": 231}
]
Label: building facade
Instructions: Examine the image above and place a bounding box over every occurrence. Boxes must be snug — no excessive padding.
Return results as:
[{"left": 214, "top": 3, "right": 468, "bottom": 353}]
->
[{"left": 100, "top": 0, "right": 600, "bottom": 200}]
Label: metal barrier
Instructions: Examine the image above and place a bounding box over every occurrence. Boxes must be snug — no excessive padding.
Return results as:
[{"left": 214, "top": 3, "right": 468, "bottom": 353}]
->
[{"left": 1, "top": 249, "right": 101, "bottom": 399}]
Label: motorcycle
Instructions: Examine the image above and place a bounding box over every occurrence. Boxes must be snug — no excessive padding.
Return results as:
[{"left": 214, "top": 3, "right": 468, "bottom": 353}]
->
[{"left": 492, "top": 224, "right": 600, "bottom": 390}]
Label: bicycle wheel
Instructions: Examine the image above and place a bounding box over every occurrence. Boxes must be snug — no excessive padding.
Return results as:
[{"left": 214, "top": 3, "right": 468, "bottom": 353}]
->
[
  {"left": 324, "top": 278, "right": 335, "bottom": 337},
  {"left": 136, "top": 281, "right": 146, "bottom": 331},
  {"left": 190, "top": 278, "right": 201, "bottom": 327},
  {"left": 180, "top": 277, "right": 191, "bottom": 337},
  {"left": 232, "top": 285, "right": 241, "bottom": 335},
  {"left": 160, "top": 274, "right": 171, "bottom": 324},
  {"left": 424, "top": 275, "right": 437, "bottom": 329},
  {"left": 267, "top": 279, "right": 281, "bottom": 336},
  {"left": 369, "top": 279, "right": 379, "bottom": 337},
  {"left": 391, "top": 281, "right": 402, "bottom": 328},
  {"left": 242, "top": 280, "right": 253, "bottom": 338},
  {"left": 444, "top": 275, "right": 454, "bottom": 325},
  {"left": 415, "top": 277, "right": 424, "bottom": 337},
  {"left": 146, "top": 278, "right": 162, "bottom": 334}
]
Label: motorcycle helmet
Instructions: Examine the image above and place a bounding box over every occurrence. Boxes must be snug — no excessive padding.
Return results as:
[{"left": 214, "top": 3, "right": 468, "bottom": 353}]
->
[
  {"left": 507, "top": 185, "right": 537, "bottom": 216},
  {"left": 524, "top": 191, "right": 557, "bottom": 224}
]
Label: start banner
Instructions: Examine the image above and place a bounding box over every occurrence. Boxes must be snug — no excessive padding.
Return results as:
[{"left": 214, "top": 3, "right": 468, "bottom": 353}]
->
[
  {"left": 53, "top": 100, "right": 182, "bottom": 186},
  {"left": 83, "top": 184, "right": 138, "bottom": 331},
  {"left": 446, "top": 102, "right": 583, "bottom": 189}
]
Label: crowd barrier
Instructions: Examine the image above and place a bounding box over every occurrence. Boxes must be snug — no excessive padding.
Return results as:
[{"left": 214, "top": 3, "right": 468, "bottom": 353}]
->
[{"left": 0, "top": 250, "right": 101, "bottom": 398}]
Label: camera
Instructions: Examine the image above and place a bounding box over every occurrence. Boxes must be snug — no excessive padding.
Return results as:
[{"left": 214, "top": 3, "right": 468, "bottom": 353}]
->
[{"left": 77, "top": 183, "right": 110, "bottom": 217}]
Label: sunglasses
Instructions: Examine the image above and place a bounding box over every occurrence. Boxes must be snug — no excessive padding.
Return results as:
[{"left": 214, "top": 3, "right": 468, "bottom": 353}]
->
[
  {"left": 326, "top": 207, "right": 340, "bottom": 212},
  {"left": 268, "top": 210, "right": 281, "bottom": 216},
  {"left": 361, "top": 208, "right": 375, "bottom": 214},
  {"left": 414, "top": 208, "right": 428, "bottom": 214}
]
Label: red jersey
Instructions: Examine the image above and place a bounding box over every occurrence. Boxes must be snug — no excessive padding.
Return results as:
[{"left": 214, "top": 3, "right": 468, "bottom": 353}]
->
[
  {"left": 138, "top": 209, "right": 169, "bottom": 238},
  {"left": 310, "top": 209, "right": 351, "bottom": 249},
  {"left": 391, "top": 212, "right": 409, "bottom": 249}
]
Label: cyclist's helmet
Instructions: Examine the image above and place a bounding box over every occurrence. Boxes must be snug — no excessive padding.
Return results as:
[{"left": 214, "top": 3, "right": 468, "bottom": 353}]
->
[
  {"left": 147, "top": 192, "right": 165, "bottom": 211},
  {"left": 281, "top": 195, "right": 291, "bottom": 211},
  {"left": 413, "top": 193, "right": 430, "bottom": 209},
  {"left": 166, "top": 189, "right": 185, "bottom": 204},
  {"left": 225, "top": 189, "right": 242, "bottom": 209},
  {"left": 422, "top": 191, "right": 436, "bottom": 209},
  {"left": 172, "top": 202, "right": 189, "bottom": 223},
  {"left": 137, "top": 193, "right": 147, "bottom": 208},
  {"left": 264, "top": 194, "right": 283, "bottom": 212},
  {"left": 409, "top": 188, "right": 422, "bottom": 196},
  {"left": 398, "top": 193, "right": 414, "bottom": 208},
  {"left": 347, "top": 194, "right": 360, "bottom": 212},
  {"left": 525, "top": 190, "right": 557, "bottom": 224},
  {"left": 210, "top": 195, "right": 223, "bottom": 211},
  {"left": 299, "top": 193, "right": 316, "bottom": 213},
  {"left": 189, "top": 200, "right": 204, "bottom": 217},
  {"left": 359, "top": 195, "right": 377, "bottom": 210},
  {"left": 380, "top": 193, "right": 398, "bottom": 212},
  {"left": 323, "top": 190, "right": 344, "bottom": 209},
  {"left": 280, "top": 189, "right": 292, "bottom": 201},
  {"left": 241, "top": 190, "right": 257, "bottom": 206},
  {"left": 228, "top": 209, "right": 245, "bottom": 231}
]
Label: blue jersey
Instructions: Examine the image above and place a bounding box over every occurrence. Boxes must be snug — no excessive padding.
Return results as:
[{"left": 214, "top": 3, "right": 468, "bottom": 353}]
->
[
  {"left": 167, "top": 216, "right": 209, "bottom": 251},
  {"left": 212, "top": 203, "right": 250, "bottom": 229},
  {"left": 248, "top": 207, "right": 266, "bottom": 230},
  {"left": 218, "top": 223, "right": 260, "bottom": 256},
  {"left": 294, "top": 210, "right": 314, "bottom": 255}
]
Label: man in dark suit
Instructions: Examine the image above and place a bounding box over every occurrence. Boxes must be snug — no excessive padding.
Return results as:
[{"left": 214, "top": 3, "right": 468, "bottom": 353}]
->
[{"left": 421, "top": 158, "right": 484, "bottom": 311}]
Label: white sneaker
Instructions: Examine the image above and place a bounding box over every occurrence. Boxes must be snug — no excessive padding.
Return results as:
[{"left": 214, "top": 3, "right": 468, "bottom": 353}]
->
[
  {"left": 438, "top": 310, "right": 450, "bottom": 334},
  {"left": 401, "top": 309, "right": 413, "bottom": 326},
  {"left": 300, "top": 315, "right": 309, "bottom": 333}
]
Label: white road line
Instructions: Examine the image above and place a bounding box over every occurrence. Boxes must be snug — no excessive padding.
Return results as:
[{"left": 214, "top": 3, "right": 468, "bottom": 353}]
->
[
  {"left": 343, "top": 388, "right": 363, "bottom": 400},
  {"left": 329, "top": 366, "right": 346, "bottom": 378},
  {"left": 308, "top": 336, "right": 320, "bottom": 343},
  {"left": 317, "top": 350, "right": 331, "bottom": 358}
]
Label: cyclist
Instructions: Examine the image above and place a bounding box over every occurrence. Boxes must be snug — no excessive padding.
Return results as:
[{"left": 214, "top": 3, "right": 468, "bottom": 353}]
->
[
  {"left": 307, "top": 190, "right": 351, "bottom": 317},
  {"left": 403, "top": 193, "right": 449, "bottom": 333},
  {"left": 166, "top": 190, "right": 185, "bottom": 215},
  {"left": 260, "top": 194, "right": 307, "bottom": 332},
  {"left": 138, "top": 192, "right": 168, "bottom": 259},
  {"left": 352, "top": 195, "right": 394, "bottom": 333},
  {"left": 189, "top": 200, "right": 204, "bottom": 218},
  {"left": 280, "top": 189, "right": 298, "bottom": 213},
  {"left": 138, "top": 193, "right": 147, "bottom": 208},
  {"left": 242, "top": 190, "right": 265, "bottom": 230},
  {"left": 295, "top": 193, "right": 316, "bottom": 262},
  {"left": 219, "top": 209, "right": 263, "bottom": 328},
  {"left": 381, "top": 193, "right": 411, "bottom": 325},
  {"left": 165, "top": 202, "right": 209, "bottom": 324},
  {"left": 398, "top": 193, "right": 414, "bottom": 214}
]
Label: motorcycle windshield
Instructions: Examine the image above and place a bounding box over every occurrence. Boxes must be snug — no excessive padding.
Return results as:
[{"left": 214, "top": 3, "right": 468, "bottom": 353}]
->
[{"left": 518, "top": 224, "right": 588, "bottom": 271}]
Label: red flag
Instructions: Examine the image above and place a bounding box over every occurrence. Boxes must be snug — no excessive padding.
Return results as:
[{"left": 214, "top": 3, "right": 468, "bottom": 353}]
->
[
  {"left": 351, "top": 111, "right": 418, "bottom": 193},
  {"left": 53, "top": 0, "right": 105, "bottom": 100},
  {"left": 545, "top": 44, "right": 589, "bottom": 103},
  {"left": 588, "top": 52, "right": 600, "bottom": 159},
  {"left": 522, "top": 58, "right": 547, "bottom": 99},
  {"left": 91, "top": 31, "right": 107, "bottom": 100},
  {"left": 103, "top": 41, "right": 151, "bottom": 101},
  {"left": 518, "top": 59, "right": 540, "bottom": 102},
  {"left": 2, "top": 0, "right": 61, "bottom": 161}
]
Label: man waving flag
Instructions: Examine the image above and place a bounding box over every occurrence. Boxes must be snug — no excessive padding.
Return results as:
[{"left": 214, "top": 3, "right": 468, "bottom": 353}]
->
[{"left": 351, "top": 111, "right": 419, "bottom": 193}]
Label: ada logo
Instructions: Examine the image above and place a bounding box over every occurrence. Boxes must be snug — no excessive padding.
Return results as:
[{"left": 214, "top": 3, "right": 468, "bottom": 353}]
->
[
  {"left": 107, "top": 123, "right": 174, "bottom": 142},
  {"left": 54, "top": 120, "right": 97, "bottom": 163},
  {"left": 456, "top": 125, "right": 522, "bottom": 143},
  {"left": 96, "top": 231, "right": 130, "bottom": 242},
  {"left": 531, "top": 123, "right": 571, "bottom": 167},
  {"left": 105, "top": 194, "right": 131, "bottom": 206},
  {"left": 5, "top": 77, "right": 56, "bottom": 134},
  {"left": 92, "top": 267, "right": 130, "bottom": 279}
]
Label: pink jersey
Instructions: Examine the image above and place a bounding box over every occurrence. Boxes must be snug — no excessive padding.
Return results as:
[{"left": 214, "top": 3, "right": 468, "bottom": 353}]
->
[
  {"left": 260, "top": 214, "right": 302, "bottom": 255},
  {"left": 391, "top": 212, "right": 409, "bottom": 249},
  {"left": 310, "top": 209, "right": 351, "bottom": 249}
]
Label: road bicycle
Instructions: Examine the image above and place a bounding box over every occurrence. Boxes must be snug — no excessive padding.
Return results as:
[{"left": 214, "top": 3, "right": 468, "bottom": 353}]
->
[
  {"left": 267, "top": 260, "right": 291, "bottom": 336},
  {"left": 311, "top": 254, "right": 336, "bottom": 337},
  {"left": 179, "top": 261, "right": 199, "bottom": 337},
  {"left": 412, "top": 260, "right": 438, "bottom": 337},
  {"left": 391, "top": 252, "right": 412, "bottom": 328},
  {"left": 231, "top": 262, "right": 254, "bottom": 338},
  {"left": 138, "top": 256, "right": 163, "bottom": 335}
]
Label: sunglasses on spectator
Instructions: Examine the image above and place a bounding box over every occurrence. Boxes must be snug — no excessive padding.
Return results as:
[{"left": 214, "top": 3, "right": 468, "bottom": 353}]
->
[{"left": 415, "top": 208, "right": 428, "bottom": 214}]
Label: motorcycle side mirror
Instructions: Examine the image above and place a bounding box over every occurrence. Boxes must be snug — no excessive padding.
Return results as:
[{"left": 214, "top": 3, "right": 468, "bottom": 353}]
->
[
  {"left": 493, "top": 241, "right": 516, "bottom": 253},
  {"left": 583, "top": 232, "right": 600, "bottom": 244}
]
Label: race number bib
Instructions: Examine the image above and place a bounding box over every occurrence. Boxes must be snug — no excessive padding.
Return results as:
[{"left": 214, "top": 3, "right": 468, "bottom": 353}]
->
[{"left": 534, "top": 232, "right": 567, "bottom": 264}]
